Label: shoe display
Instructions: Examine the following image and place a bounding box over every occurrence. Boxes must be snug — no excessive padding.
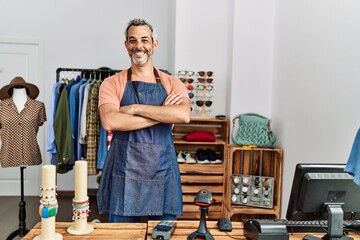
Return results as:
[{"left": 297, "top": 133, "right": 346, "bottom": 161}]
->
[
  {"left": 207, "top": 149, "right": 222, "bottom": 164},
  {"left": 196, "top": 149, "right": 210, "bottom": 164},
  {"left": 177, "top": 151, "right": 186, "bottom": 163},
  {"left": 184, "top": 151, "right": 196, "bottom": 164}
]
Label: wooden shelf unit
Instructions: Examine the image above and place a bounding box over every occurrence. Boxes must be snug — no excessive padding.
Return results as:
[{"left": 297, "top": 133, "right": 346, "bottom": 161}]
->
[
  {"left": 224, "top": 145, "right": 283, "bottom": 220},
  {"left": 173, "top": 118, "right": 230, "bottom": 219}
]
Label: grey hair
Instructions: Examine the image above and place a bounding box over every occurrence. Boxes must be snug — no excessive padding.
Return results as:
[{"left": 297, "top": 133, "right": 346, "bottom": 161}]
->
[{"left": 125, "top": 18, "right": 157, "bottom": 41}]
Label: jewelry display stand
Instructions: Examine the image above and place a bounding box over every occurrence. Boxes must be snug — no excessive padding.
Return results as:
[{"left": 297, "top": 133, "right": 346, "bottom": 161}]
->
[
  {"left": 34, "top": 165, "right": 62, "bottom": 240},
  {"left": 67, "top": 161, "right": 94, "bottom": 235},
  {"left": 6, "top": 166, "right": 29, "bottom": 240}
]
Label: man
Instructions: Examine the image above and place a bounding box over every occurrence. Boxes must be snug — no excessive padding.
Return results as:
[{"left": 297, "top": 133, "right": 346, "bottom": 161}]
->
[{"left": 97, "top": 18, "right": 191, "bottom": 222}]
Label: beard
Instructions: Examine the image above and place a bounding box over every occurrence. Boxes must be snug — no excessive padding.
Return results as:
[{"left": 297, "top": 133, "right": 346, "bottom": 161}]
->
[{"left": 129, "top": 49, "right": 151, "bottom": 66}]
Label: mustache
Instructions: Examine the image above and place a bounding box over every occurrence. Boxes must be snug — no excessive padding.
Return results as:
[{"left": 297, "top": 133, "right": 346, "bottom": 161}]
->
[{"left": 131, "top": 48, "right": 148, "bottom": 54}]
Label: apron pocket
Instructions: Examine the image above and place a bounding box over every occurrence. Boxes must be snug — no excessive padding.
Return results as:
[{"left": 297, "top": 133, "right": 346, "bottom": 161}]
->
[
  {"left": 123, "top": 177, "right": 164, "bottom": 215},
  {"left": 111, "top": 141, "right": 170, "bottom": 215}
]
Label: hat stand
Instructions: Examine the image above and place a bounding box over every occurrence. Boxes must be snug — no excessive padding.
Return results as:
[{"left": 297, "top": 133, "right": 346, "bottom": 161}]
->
[{"left": 6, "top": 167, "right": 30, "bottom": 240}]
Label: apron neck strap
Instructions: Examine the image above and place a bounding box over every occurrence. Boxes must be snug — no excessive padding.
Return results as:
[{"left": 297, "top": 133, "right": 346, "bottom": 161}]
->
[{"left": 127, "top": 68, "right": 161, "bottom": 83}]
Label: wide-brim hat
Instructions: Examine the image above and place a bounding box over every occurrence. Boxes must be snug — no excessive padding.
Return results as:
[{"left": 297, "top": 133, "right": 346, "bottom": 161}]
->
[{"left": 0, "top": 76, "right": 39, "bottom": 100}]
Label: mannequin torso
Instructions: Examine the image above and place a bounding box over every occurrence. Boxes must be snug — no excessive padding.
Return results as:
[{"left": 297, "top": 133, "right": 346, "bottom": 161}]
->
[{"left": 12, "top": 87, "right": 27, "bottom": 112}]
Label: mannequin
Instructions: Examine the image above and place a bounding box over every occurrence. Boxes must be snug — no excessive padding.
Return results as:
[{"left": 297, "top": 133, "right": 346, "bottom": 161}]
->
[
  {"left": 0, "top": 76, "right": 46, "bottom": 167},
  {"left": 12, "top": 87, "right": 27, "bottom": 112},
  {"left": 0, "top": 76, "right": 46, "bottom": 239}
]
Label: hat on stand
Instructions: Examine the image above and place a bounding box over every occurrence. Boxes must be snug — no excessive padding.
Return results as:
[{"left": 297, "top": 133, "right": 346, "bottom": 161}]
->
[{"left": 0, "top": 76, "right": 39, "bottom": 100}]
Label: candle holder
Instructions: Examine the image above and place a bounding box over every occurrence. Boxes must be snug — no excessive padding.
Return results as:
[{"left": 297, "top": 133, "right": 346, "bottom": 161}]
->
[
  {"left": 34, "top": 165, "right": 62, "bottom": 240},
  {"left": 67, "top": 161, "right": 94, "bottom": 235}
]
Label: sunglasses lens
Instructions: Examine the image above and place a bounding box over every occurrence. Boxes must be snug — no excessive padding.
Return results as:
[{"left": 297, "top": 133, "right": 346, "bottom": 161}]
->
[
  {"left": 188, "top": 71, "right": 195, "bottom": 76},
  {"left": 197, "top": 71, "right": 205, "bottom": 77},
  {"left": 205, "top": 101, "right": 212, "bottom": 107},
  {"left": 188, "top": 92, "right": 194, "bottom": 99},
  {"left": 206, "top": 85, "right": 213, "bottom": 91},
  {"left": 180, "top": 78, "right": 186, "bottom": 83},
  {"left": 188, "top": 85, "right": 194, "bottom": 91},
  {"left": 198, "top": 78, "right": 205, "bottom": 83},
  {"left": 178, "top": 70, "right": 186, "bottom": 75},
  {"left": 196, "top": 100, "right": 204, "bottom": 107},
  {"left": 196, "top": 85, "right": 204, "bottom": 90},
  {"left": 206, "top": 78, "right": 213, "bottom": 84},
  {"left": 207, "top": 71, "right": 213, "bottom": 77},
  {"left": 188, "top": 78, "right": 194, "bottom": 83}
]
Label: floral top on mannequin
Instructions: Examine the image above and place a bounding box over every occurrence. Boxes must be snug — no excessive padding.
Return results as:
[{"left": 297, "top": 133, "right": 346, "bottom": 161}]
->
[{"left": 0, "top": 76, "right": 47, "bottom": 167}]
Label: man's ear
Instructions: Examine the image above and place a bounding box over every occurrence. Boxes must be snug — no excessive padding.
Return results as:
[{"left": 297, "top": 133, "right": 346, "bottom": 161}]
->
[{"left": 152, "top": 39, "right": 159, "bottom": 50}]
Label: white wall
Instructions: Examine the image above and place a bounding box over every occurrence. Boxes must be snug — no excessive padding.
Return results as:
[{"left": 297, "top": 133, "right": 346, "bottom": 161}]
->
[
  {"left": 272, "top": 0, "right": 360, "bottom": 217},
  {"left": 0, "top": 0, "right": 177, "bottom": 190},
  {"left": 174, "top": 0, "right": 233, "bottom": 116},
  {"left": 1, "top": 0, "right": 360, "bottom": 219},
  {"left": 230, "top": 1, "right": 275, "bottom": 118}
]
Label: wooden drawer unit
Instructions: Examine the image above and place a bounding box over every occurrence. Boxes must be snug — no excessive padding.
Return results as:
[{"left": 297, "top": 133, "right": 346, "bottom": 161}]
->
[
  {"left": 173, "top": 118, "right": 230, "bottom": 219},
  {"left": 224, "top": 145, "right": 283, "bottom": 220}
]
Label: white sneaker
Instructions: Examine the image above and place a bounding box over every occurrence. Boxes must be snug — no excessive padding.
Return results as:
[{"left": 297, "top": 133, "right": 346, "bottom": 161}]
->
[
  {"left": 184, "top": 151, "right": 196, "bottom": 164},
  {"left": 177, "top": 151, "right": 186, "bottom": 163}
]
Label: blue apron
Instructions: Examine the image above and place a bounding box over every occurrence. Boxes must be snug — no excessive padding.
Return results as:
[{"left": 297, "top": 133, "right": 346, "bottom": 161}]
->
[{"left": 97, "top": 68, "right": 183, "bottom": 217}]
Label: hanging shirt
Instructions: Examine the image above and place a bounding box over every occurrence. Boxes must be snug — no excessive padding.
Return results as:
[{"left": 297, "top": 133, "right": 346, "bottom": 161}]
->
[
  {"left": 76, "top": 81, "right": 90, "bottom": 160},
  {"left": 68, "top": 75, "right": 85, "bottom": 161},
  {"left": 0, "top": 97, "right": 46, "bottom": 167},
  {"left": 86, "top": 80, "right": 101, "bottom": 175},
  {"left": 54, "top": 82, "right": 73, "bottom": 173},
  {"left": 46, "top": 81, "right": 62, "bottom": 165}
]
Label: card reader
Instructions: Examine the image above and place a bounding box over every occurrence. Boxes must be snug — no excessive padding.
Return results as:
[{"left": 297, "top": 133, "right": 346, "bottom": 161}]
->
[{"left": 152, "top": 220, "right": 176, "bottom": 240}]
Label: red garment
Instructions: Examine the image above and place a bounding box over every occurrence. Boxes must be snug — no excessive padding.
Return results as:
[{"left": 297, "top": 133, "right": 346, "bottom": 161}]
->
[{"left": 183, "top": 131, "right": 216, "bottom": 142}]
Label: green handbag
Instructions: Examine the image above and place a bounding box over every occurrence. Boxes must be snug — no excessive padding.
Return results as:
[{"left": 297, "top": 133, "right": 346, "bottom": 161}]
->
[{"left": 232, "top": 113, "right": 276, "bottom": 147}]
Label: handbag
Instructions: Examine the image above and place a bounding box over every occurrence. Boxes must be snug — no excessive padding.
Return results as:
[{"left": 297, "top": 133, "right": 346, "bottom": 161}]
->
[{"left": 232, "top": 113, "right": 276, "bottom": 147}]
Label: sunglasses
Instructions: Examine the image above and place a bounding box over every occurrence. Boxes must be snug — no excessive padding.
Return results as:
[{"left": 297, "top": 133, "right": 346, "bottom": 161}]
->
[
  {"left": 197, "top": 78, "right": 213, "bottom": 84},
  {"left": 180, "top": 78, "right": 194, "bottom": 84},
  {"left": 196, "top": 100, "right": 213, "bottom": 107},
  {"left": 197, "top": 71, "right": 213, "bottom": 77},
  {"left": 196, "top": 85, "right": 214, "bottom": 91},
  {"left": 178, "top": 70, "right": 195, "bottom": 76}
]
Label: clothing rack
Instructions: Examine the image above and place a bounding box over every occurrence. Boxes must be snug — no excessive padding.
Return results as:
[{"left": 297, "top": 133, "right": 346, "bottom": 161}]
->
[{"left": 56, "top": 67, "right": 121, "bottom": 81}]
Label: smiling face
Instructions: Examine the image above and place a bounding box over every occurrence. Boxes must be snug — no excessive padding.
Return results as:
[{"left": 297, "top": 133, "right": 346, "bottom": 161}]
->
[{"left": 125, "top": 25, "right": 158, "bottom": 66}]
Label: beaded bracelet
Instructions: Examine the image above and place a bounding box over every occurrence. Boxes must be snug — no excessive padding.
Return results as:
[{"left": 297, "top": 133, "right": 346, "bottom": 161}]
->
[
  {"left": 72, "top": 206, "right": 90, "bottom": 220},
  {"left": 72, "top": 197, "right": 89, "bottom": 206},
  {"left": 40, "top": 195, "right": 56, "bottom": 200},
  {"left": 72, "top": 203, "right": 89, "bottom": 209},
  {"left": 39, "top": 204, "right": 58, "bottom": 218},
  {"left": 40, "top": 198, "right": 58, "bottom": 206},
  {"left": 40, "top": 186, "right": 57, "bottom": 191}
]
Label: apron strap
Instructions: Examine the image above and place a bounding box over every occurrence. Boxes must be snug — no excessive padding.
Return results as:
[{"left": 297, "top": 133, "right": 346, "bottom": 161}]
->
[{"left": 127, "top": 68, "right": 161, "bottom": 83}]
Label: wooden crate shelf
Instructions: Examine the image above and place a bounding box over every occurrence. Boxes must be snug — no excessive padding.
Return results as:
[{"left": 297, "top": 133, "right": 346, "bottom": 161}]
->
[
  {"left": 173, "top": 118, "right": 230, "bottom": 220},
  {"left": 224, "top": 145, "right": 283, "bottom": 220}
]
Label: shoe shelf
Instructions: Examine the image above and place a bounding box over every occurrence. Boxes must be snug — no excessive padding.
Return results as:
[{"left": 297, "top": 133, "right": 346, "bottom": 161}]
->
[
  {"left": 172, "top": 118, "right": 230, "bottom": 220},
  {"left": 224, "top": 145, "right": 283, "bottom": 220}
]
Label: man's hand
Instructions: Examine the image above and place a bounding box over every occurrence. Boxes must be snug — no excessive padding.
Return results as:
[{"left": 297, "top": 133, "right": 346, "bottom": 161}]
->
[{"left": 163, "top": 92, "right": 183, "bottom": 106}]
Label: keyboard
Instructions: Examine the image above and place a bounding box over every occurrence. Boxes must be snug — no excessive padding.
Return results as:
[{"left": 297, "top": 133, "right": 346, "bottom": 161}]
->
[{"left": 282, "top": 219, "right": 360, "bottom": 233}]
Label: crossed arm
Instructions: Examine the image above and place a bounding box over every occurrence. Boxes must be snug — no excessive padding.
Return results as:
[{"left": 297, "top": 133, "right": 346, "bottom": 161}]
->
[{"left": 99, "top": 92, "right": 191, "bottom": 131}]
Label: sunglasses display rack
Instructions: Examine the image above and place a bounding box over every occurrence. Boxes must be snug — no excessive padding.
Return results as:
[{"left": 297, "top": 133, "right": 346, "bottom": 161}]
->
[
  {"left": 177, "top": 70, "right": 214, "bottom": 118},
  {"left": 231, "top": 174, "right": 274, "bottom": 209}
]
